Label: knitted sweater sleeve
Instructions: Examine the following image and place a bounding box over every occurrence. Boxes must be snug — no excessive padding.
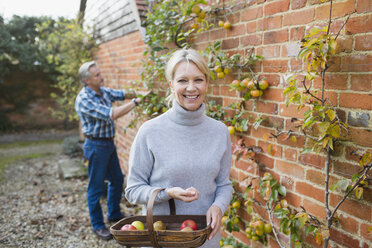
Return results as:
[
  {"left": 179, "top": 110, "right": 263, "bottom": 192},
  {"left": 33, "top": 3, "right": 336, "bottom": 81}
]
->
[
  {"left": 212, "top": 128, "right": 233, "bottom": 214},
  {"left": 124, "top": 125, "right": 171, "bottom": 205}
]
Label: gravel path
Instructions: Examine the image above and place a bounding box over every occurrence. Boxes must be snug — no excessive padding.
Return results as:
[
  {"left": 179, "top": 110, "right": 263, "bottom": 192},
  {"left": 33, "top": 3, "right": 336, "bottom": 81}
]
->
[{"left": 0, "top": 142, "right": 138, "bottom": 248}]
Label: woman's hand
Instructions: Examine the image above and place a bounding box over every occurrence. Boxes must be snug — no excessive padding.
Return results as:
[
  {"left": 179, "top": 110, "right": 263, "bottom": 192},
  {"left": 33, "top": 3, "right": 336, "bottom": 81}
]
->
[
  {"left": 166, "top": 187, "right": 199, "bottom": 202},
  {"left": 206, "top": 205, "right": 222, "bottom": 240}
]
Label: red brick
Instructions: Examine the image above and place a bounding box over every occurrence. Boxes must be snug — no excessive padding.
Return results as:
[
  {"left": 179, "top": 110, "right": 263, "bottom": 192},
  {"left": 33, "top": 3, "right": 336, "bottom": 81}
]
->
[
  {"left": 290, "top": 26, "right": 305, "bottom": 41},
  {"left": 289, "top": 58, "right": 302, "bottom": 71},
  {"left": 279, "top": 103, "right": 310, "bottom": 118},
  {"left": 306, "top": 169, "right": 325, "bottom": 186},
  {"left": 257, "top": 45, "right": 281, "bottom": 58},
  {"left": 256, "top": 101, "right": 278, "bottom": 114},
  {"left": 355, "top": 34, "right": 372, "bottom": 51},
  {"left": 262, "top": 59, "right": 288, "bottom": 72},
  {"left": 264, "top": 0, "right": 290, "bottom": 16},
  {"left": 339, "top": 93, "right": 372, "bottom": 110},
  {"left": 221, "top": 85, "right": 238, "bottom": 97},
  {"left": 346, "top": 14, "right": 372, "bottom": 34},
  {"left": 329, "top": 227, "right": 360, "bottom": 248},
  {"left": 264, "top": 29, "right": 289, "bottom": 44},
  {"left": 299, "top": 153, "right": 326, "bottom": 169},
  {"left": 313, "top": 74, "right": 348, "bottom": 90},
  {"left": 338, "top": 214, "right": 359, "bottom": 235},
  {"left": 333, "top": 160, "right": 361, "bottom": 177},
  {"left": 261, "top": 74, "right": 280, "bottom": 86},
  {"left": 256, "top": 153, "right": 275, "bottom": 169},
  {"left": 258, "top": 140, "right": 282, "bottom": 158},
  {"left": 330, "top": 193, "right": 372, "bottom": 220},
  {"left": 277, "top": 133, "right": 306, "bottom": 148},
  {"left": 260, "top": 115, "right": 285, "bottom": 129},
  {"left": 342, "top": 54, "right": 372, "bottom": 72},
  {"left": 315, "top": 0, "right": 355, "bottom": 20},
  {"left": 296, "top": 181, "right": 324, "bottom": 203},
  {"left": 361, "top": 223, "right": 372, "bottom": 242},
  {"left": 291, "top": 0, "right": 307, "bottom": 9},
  {"left": 283, "top": 8, "right": 314, "bottom": 26},
  {"left": 235, "top": 158, "right": 255, "bottom": 174},
  {"left": 227, "top": 23, "right": 246, "bottom": 37},
  {"left": 222, "top": 38, "right": 239, "bottom": 50},
  {"left": 344, "top": 145, "right": 362, "bottom": 163},
  {"left": 263, "top": 15, "right": 282, "bottom": 30},
  {"left": 284, "top": 148, "right": 297, "bottom": 161},
  {"left": 261, "top": 88, "right": 285, "bottom": 101},
  {"left": 348, "top": 127, "right": 372, "bottom": 147},
  {"left": 241, "top": 6, "right": 263, "bottom": 22},
  {"left": 327, "top": 56, "right": 341, "bottom": 72},
  {"left": 251, "top": 126, "right": 275, "bottom": 140},
  {"left": 210, "top": 28, "right": 225, "bottom": 40},
  {"left": 303, "top": 198, "right": 327, "bottom": 219},
  {"left": 246, "top": 21, "right": 257, "bottom": 34},
  {"left": 275, "top": 160, "right": 305, "bottom": 179},
  {"left": 357, "top": 0, "right": 372, "bottom": 13},
  {"left": 336, "top": 36, "right": 353, "bottom": 53},
  {"left": 240, "top": 34, "right": 263, "bottom": 46}
]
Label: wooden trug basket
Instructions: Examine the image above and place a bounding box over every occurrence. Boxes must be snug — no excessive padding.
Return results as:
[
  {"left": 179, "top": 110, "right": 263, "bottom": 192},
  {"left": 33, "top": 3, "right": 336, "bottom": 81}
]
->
[{"left": 110, "top": 188, "right": 212, "bottom": 247}]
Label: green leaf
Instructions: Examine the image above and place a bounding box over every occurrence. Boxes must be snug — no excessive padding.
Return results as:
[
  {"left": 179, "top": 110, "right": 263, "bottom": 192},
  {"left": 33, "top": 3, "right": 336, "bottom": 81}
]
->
[
  {"left": 327, "top": 109, "right": 337, "bottom": 121},
  {"left": 318, "top": 121, "right": 330, "bottom": 134},
  {"left": 331, "top": 179, "right": 349, "bottom": 192},
  {"left": 301, "top": 148, "right": 313, "bottom": 154},
  {"left": 278, "top": 185, "right": 287, "bottom": 196}
]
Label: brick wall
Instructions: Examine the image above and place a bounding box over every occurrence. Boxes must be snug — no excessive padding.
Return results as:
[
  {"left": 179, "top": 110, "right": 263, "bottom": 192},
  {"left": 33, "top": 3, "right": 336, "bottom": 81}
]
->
[{"left": 95, "top": 0, "right": 371, "bottom": 247}]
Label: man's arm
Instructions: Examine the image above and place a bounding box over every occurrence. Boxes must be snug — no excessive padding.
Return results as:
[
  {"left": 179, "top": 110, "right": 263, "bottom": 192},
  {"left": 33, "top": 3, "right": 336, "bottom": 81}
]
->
[
  {"left": 111, "top": 90, "right": 151, "bottom": 120},
  {"left": 111, "top": 97, "right": 140, "bottom": 120}
]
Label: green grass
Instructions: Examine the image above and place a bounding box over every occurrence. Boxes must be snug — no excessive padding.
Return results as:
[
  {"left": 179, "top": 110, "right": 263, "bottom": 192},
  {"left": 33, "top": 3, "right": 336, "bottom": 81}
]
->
[
  {"left": 0, "top": 139, "right": 61, "bottom": 179},
  {"left": 0, "top": 139, "right": 63, "bottom": 149}
]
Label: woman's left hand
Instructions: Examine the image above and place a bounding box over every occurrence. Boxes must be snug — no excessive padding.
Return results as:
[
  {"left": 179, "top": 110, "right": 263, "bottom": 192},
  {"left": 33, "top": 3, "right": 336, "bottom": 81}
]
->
[{"left": 206, "top": 205, "right": 222, "bottom": 240}]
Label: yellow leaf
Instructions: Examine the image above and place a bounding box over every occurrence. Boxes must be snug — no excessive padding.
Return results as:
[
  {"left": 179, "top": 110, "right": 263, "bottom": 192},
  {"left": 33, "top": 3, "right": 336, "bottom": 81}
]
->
[
  {"left": 290, "top": 136, "right": 297, "bottom": 143},
  {"left": 263, "top": 133, "right": 270, "bottom": 141},
  {"left": 360, "top": 152, "right": 372, "bottom": 167},
  {"left": 328, "top": 138, "right": 334, "bottom": 150},
  {"left": 268, "top": 144, "right": 275, "bottom": 156},
  {"left": 355, "top": 187, "right": 363, "bottom": 199},
  {"left": 315, "top": 232, "right": 323, "bottom": 245},
  {"left": 323, "top": 137, "right": 330, "bottom": 148},
  {"left": 329, "top": 125, "right": 340, "bottom": 138},
  {"left": 368, "top": 226, "right": 372, "bottom": 233},
  {"left": 326, "top": 109, "right": 336, "bottom": 121}
]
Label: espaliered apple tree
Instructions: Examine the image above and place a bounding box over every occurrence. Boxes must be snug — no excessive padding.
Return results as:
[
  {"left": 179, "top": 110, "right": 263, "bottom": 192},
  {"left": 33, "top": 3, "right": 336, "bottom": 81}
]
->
[{"left": 268, "top": 1, "right": 371, "bottom": 247}]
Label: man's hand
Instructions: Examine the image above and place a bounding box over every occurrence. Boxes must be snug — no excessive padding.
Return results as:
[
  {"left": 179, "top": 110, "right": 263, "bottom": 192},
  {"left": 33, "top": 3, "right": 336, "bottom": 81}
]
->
[
  {"left": 166, "top": 187, "right": 199, "bottom": 202},
  {"left": 136, "top": 89, "right": 151, "bottom": 98},
  {"left": 206, "top": 205, "right": 222, "bottom": 240}
]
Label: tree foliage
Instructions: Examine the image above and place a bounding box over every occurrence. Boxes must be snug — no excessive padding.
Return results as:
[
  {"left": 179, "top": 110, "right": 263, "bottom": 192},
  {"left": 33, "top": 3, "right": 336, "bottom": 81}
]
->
[{"left": 37, "top": 18, "right": 97, "bottom": 121}]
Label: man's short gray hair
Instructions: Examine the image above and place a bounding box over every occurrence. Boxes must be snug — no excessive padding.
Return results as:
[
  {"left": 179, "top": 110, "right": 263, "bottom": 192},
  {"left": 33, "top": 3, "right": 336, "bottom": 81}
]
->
[{"left": 79, "top": 61, "right": 97, "bottom": 85}]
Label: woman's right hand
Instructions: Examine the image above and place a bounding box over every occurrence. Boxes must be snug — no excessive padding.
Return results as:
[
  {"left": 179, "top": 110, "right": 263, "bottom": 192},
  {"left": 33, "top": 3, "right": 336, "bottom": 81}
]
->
[{"left": 166, "top": 187, "right": 199, "bottom": 202}]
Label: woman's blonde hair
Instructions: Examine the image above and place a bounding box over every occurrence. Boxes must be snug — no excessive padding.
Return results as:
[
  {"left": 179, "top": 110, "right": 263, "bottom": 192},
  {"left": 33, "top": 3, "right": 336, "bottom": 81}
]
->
[{"left": 165, "top": 48, "right": 210, "bottom": 105}]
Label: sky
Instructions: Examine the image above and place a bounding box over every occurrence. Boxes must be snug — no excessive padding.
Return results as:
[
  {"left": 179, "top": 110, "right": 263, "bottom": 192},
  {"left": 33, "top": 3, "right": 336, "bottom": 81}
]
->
[{"left": 0, "top": 0, "right": 81, "bottom": 21}]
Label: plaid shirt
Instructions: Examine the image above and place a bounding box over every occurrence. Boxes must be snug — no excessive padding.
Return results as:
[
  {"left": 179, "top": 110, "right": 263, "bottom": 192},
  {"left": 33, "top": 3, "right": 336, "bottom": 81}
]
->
[{"left": 75, "top": 86, "right": 125, "bottom": 138}]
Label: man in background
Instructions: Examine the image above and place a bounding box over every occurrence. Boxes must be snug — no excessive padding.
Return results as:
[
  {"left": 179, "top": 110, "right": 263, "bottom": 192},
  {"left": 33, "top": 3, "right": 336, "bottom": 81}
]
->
[{"left": 75, "top": 61, "right": 148, "bottom": 240}]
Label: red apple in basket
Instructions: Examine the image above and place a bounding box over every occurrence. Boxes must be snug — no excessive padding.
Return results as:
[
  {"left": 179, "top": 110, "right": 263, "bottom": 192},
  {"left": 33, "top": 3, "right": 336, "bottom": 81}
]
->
[
  {"left": 120, "top": 224, "right": 137, "bottom": 231},
  {"left": 180, "top": 219, "right": 198, "bottom": 231}
]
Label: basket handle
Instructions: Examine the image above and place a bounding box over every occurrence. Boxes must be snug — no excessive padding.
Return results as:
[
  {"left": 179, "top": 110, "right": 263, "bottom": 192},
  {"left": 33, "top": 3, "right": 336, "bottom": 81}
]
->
[{"left": 147, "top": 188, "right": 176, "bottom": 248}]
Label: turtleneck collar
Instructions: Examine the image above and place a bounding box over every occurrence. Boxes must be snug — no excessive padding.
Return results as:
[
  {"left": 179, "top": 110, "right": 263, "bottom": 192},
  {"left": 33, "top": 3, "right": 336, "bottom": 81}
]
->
[{"left": 167, "top": 99, "right": 205, "bottom": 126}]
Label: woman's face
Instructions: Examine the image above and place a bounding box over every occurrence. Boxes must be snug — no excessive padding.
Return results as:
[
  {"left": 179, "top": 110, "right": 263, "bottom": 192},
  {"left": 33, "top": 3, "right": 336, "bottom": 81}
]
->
[{"left": 171, "top": 61, "right": 207, "bottom": 111}]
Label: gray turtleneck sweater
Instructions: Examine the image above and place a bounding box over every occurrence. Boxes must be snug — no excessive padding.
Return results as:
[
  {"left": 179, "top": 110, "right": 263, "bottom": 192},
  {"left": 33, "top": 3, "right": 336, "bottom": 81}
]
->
[{"left": 125, "top": 100, "right": 233, "bottom": 248}]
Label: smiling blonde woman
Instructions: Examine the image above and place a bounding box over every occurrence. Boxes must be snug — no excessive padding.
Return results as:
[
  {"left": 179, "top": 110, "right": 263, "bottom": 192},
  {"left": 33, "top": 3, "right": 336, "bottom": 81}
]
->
[{"left": 125, "top": 48, "right": 233, "bottom": 248}]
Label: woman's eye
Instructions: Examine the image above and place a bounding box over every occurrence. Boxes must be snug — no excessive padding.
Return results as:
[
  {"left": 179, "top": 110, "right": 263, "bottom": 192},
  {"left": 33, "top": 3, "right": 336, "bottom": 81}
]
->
[{"left": 178, "top": 79, "right": 187, "bottom": 83}]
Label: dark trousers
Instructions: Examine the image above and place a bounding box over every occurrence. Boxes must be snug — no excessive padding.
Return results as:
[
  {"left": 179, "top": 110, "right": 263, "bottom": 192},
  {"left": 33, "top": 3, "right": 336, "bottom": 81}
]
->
[{"left": 83, "top": 138, "right": 124, "bottom": 230}]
